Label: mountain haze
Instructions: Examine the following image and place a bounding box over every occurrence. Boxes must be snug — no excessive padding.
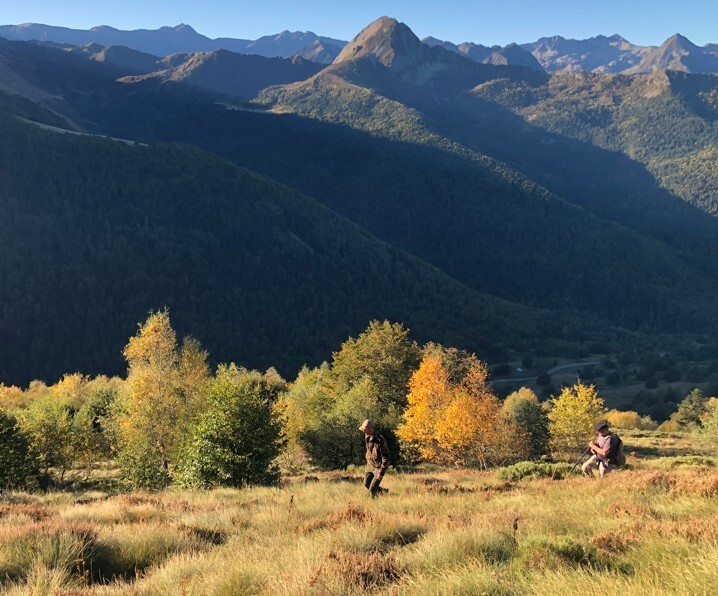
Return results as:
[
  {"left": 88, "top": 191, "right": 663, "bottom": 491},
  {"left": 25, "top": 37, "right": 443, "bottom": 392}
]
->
[
  {"left": 625, "top": 34, "right": 718, "bottom": 74},
  {"left": 122, "top": 50, "right": 323, "bottom": 100},
  {"left": 423, "top": 37, "right": 543, "bottom": 71},
  {"left": 0, "top": 22, "right": 346, "bottom": 59},
  {"left": 292, "top": 39, "right": 343, "bottom": 64},
  {"left": 522, "top": 34, "right": 653, "bottom": 73}
]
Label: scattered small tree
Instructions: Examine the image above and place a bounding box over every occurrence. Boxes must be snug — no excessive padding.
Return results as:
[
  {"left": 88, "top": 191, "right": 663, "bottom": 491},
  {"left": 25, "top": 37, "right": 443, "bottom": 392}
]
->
[
  {"left": 398, "top": 349, "right": 528, "bottom": 468},
  {"left": 537, "top": 372, "right": 552, "bottom": 386},
  {"left": 118, "top": 310, "right": 210, "bottom": 488},
  {"left": 700, "top": 397, "right": 718, "bottom": 445},
  {"left": 503, "top": 388, "right": 549, "bottom": 459},
  {"left": 606, "top": 409, "right": 657, "bottom": 431},
  {"left": 330, "top": 320, "right": 421, "bottom": 418},
  {"left": 0, "top": 408, "right": 39, "bottom": 490},
  {"left": 285, "top": 322, "right": 420, "bottom": 470},
  {"left": 674, "top": 388, "right": 707, "bottom": 429},
  {"left": 17, "top": 396, "right": 74, "bottom": 482},
  {"left": 72, "top": 388, "right": 118, "bottom": 479},
  {"left": 548, "top": 382, "right": 605, "bottom": 458},
  {"left": 177, "top": 365, "right": 285, "bottom": 488}
]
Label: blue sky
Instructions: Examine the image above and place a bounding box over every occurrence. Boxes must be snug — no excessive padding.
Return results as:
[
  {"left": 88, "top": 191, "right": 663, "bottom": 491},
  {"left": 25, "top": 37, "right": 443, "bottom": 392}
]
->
[{"left": 2, "top": 0, "right": 717, "bottom": 46}]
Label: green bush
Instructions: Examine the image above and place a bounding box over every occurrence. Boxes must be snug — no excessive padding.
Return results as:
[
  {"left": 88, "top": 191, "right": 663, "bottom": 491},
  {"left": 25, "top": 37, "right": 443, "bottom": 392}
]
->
[
  {"left": 177, "top": 365, "right": 284, "bottom": 488},
  {"left": 507, "top": 399, "right": 550, "bottom": 458},
  {"left": 497, "top": 461, "right": 574, "bottom": 482},
  {"left": 116, "top": 438, "right": 171, "bottom": 490},
  {"left": 0, "top": 408, "right": 39, "bottom": 489}
]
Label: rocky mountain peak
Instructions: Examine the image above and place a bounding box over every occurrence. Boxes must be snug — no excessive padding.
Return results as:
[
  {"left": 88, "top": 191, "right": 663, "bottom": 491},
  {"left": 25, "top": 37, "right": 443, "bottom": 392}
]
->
[{"left": 333, "top": 16, "right": 427, "bottom": 69}]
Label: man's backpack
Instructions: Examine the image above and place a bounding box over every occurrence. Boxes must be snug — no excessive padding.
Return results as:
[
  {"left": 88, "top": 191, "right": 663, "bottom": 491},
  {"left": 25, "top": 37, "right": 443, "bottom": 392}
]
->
[{"left": 608, "top": 433, "right": 626, "bottom": 467}]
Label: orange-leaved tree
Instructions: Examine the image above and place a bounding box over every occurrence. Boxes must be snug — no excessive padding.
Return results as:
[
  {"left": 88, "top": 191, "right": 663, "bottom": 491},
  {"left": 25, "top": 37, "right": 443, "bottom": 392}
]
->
[
  {"left": 396, "top": 354, "right": 452, "bottom": 462},
  {"left": 398, "top": 348, "right": 528, "bottom": 468}
]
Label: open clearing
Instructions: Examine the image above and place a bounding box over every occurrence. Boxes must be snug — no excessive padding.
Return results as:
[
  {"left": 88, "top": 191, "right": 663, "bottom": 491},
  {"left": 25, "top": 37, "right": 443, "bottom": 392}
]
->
[{"left": 1, "top": 432, "right": 717, "bottom": 595}]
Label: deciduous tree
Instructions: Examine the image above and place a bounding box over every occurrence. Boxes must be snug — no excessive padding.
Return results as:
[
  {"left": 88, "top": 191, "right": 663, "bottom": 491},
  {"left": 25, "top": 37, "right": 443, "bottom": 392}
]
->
[
  {"left": 177, "top": 365, "right": 285, "bottom": 488},
  {"left": 0, "top": 408, "right": 39, "bottom": 490},
  {"left": 548, "top": 382, "right": 605, "bottom": 457},
  {"left": 117, "top": 310, "right": 209, "bottom": 488},
  {"left": 398, "top": 348, "right": 528, "bottom": 468}
]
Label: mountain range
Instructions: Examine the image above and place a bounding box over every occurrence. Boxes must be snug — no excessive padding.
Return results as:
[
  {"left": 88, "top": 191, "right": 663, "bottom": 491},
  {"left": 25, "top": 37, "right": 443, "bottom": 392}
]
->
[
  {"left": 0, "top": 22, "right": 346, "bottom": 60},
  {"left": 1, "top": 14, "right": 718, "bottom": 410},
  {"left": 3, "top": 21, "right": 718, "bottom": 73},
  {"left": 423, "top": 37, "right": 543, "bottom": 71}
]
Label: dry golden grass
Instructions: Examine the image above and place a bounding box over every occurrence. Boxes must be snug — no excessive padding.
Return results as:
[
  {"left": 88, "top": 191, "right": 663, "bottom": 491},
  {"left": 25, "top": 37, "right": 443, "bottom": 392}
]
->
[{"left": 1, "top": 436, "right": 718, "bottom": 594}]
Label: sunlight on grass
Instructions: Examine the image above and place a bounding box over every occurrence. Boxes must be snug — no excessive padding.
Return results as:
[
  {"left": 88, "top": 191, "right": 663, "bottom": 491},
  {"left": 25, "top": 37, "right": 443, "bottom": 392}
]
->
[{"left": 1, "top": 453, "right": 718, "bottom": 594}]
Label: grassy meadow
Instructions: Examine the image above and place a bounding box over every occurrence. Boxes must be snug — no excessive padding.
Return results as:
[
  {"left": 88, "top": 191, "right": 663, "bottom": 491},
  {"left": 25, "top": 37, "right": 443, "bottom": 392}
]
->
[{"left": 1, "top": 432, "right": 717, "bottom": 595}]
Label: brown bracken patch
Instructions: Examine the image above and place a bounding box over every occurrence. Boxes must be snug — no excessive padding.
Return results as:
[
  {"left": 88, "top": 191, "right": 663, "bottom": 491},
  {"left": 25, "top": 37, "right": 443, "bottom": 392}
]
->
[
  {"left": 0, "top": 503, "right": 49, "bottom": 521},
  {"left": 638, "top": 472, "right": 678, "bottom": 491},
  {"left": 670, "top": 476, "right": 718, "bottom": 498},
  {"left": 310, "top": 550, "right": 401, "bottom": 590},
  {"left": 606, "top": 501, "right": 659, "bottom": 518},
  {"left": 644, "top": 516, "right": 718, "bottom": 542},
  {"left": 591, "top": 530, "right": 635, "bottom": 554},
  {"left": 301, "top": 503, "right": 374, "bottom": 533}
]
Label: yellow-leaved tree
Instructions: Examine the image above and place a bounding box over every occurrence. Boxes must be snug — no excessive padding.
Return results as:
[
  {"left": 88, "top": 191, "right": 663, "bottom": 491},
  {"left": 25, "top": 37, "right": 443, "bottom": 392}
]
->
[
  {"left": 118, "top": 310, "right": 210, "bottom": 488},
  {"left": 548, "top": 381, "right": 605, "bottom": 458},
  {"left": 398, "top": 348, "right": 528, "bottom": 468}
]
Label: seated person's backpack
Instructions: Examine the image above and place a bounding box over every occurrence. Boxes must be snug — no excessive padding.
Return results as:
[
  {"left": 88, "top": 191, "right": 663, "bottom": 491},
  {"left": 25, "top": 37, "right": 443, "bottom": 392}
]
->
[{"left": 608, "top": 432, "right": 626, "bottom": 467}]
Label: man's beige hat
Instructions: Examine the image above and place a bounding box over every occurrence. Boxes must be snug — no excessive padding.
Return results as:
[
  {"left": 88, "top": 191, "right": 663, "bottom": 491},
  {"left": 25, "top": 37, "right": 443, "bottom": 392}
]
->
[{"left": 359, "top": 419, "right": 375, "bottom": 431}]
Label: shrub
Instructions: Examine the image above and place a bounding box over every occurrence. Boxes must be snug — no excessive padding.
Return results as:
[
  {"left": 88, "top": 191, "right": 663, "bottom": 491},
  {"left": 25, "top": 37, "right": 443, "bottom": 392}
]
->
[
  {"left": 536, "top": 372, "right": 552, "bottom": 386},
  {"left": 674, "top": 388, "right": 708, "bottom": 429},
  {"left": 606, "top": 409, "right": 658, "bottom": 430},
  {"left": 497, "top": 461, "right": 574, "bottom": 481},
  {"left": 0, "top": 408, "right": 39, "bottom": 490},
  {"left": 16, "top": 396, "right": 74, "bottom": 480},
  {"left": 117, "top": 439, "right": 171, "bottom": 490},
  {"left": 504, "top": 395, "right": 550, "bottom": 458},
  {"left": 285, "top": 322, "right": 420, "bottom": 470},
  {"left": 177, "top": 365, "right": 284, "bottom": 488}
]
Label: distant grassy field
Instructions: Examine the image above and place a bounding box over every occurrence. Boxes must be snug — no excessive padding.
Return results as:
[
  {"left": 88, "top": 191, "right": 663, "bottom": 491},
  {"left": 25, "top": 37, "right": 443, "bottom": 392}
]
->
[{"left": 1, "top": 433, "right": 717, "bottom": 595}]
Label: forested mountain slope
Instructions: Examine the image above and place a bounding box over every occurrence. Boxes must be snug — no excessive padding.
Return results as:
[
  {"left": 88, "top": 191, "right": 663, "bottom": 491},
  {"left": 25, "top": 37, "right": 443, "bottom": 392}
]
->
[
  {"left": 0, "top": 110, "right": 618, "bottom": 385},
  {"left": 242, "top": 20, "right": 718, "bottom": 334},
  {"left": 470, "top": 70, "right": 718, "bottom": 216},
  {"left": 2, "top": 18, "right": 718, "bottom": 387}
]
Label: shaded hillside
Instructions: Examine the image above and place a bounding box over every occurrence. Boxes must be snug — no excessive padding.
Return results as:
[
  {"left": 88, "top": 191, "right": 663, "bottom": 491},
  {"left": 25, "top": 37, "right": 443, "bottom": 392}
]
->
[
  {"left": 0, "top": 109, "right": 617, "bottom": 385},
  {"left": 123, "top": 50, "right": 323, "bottom": 100},
  {"left": 3, "top": 20, "right": 717, "bottom": 337},
  {"left": 79, "top": 75, "right": 718, "bottom": 335},
  {"left": 66, "top": 43, "right": 160, "bottom": 74},
  {"left": 239, "top": 20, "right": 718, "bottom": 333}
]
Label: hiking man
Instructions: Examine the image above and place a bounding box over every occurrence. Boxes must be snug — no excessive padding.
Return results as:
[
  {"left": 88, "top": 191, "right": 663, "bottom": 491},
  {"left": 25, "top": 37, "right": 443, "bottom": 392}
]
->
[
  {"left": 359, "top": 419, "right": 390, "bottom": 498},
  {"left": 582, "top": 419, "right": 616, "bottom": 478}
]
